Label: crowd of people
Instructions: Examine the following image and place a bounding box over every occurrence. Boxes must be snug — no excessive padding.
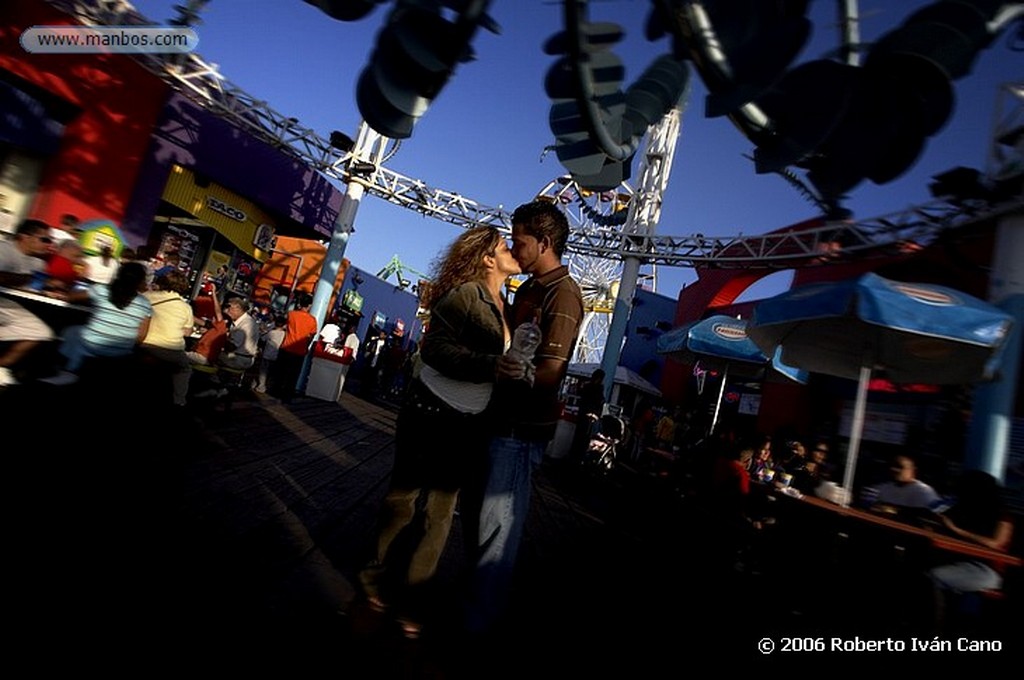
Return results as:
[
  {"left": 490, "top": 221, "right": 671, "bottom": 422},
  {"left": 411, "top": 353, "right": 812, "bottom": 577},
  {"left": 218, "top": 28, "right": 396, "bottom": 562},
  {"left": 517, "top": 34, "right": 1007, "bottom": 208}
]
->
[{"left": 0, "top": 217, "right": 377, "bottom": 407}]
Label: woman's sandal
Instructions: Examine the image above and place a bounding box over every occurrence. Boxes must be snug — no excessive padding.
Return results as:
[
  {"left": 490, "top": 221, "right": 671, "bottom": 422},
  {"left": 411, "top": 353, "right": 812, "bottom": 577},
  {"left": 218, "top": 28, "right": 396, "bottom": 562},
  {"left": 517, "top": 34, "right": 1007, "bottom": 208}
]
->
[
  {"left": 396, "top": 617, "right": 422, "bottom": 640},
  {"left": 365, "top": 595, "right": 388, "bottom": 613}
]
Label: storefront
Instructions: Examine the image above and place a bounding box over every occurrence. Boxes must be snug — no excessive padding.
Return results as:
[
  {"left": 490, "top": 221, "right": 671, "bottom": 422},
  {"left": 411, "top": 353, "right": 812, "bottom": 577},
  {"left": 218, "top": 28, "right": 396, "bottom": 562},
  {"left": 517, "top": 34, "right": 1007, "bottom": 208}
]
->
[
  {"left": 120, "top": 90, "right": 347, "bottom": 310},
  {"left": 2, "top": 0, "right": 348, "bottom": 317},
  {"left": 146, "top": 164, "right": 280, "bottom": 301}
]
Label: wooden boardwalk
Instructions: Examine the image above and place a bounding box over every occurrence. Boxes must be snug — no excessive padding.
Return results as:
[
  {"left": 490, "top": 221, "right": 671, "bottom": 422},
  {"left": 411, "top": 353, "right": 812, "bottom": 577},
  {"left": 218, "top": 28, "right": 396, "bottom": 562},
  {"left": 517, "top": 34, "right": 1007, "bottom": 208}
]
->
[{"left": 171, "top": 391, "right": 716, "bottom": 675}]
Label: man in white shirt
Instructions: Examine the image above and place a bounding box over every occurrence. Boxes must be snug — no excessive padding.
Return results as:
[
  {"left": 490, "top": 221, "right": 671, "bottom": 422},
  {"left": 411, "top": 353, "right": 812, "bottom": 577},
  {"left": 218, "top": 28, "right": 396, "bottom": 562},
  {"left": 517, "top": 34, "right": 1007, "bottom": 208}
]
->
[
  {"left": 872, "top": 454, "right": 941, "bottom": 510},
  {"left": 50, "top": 213, "right": 80, "bottom": 245},
  {"left": 218, "top": 296, "right": 259, "bottom": 370},
  {"left": 0, "top": 219, "right": 57, "bottom": 385}
]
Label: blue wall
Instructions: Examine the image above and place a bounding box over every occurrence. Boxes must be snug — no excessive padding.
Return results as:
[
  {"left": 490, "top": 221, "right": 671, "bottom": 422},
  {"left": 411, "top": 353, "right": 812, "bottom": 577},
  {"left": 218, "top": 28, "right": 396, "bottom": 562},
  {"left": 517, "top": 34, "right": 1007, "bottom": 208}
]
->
[
  {"left": 334, "top": 265, "right": 423, "bottom": 350},
  {"left": 619, "top": 287, "right": 678, "bottom": 392}
]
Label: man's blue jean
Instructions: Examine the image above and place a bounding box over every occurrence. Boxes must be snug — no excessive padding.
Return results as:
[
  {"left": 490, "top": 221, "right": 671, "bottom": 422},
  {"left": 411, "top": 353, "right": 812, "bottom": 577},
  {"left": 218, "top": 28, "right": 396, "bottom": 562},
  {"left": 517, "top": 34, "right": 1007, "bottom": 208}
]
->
[{"left": 466, "top": 435, "right": 546, "bottom": 634}]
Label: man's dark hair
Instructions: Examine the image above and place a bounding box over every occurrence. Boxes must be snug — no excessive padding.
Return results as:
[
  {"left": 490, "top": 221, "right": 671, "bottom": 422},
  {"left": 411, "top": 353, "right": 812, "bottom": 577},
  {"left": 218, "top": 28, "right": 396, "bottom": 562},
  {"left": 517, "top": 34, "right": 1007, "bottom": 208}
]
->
[
  {"left": 511, "top": 200, "right": 570, "bottom": 257},
  {"left": 15, "top": 219, "right": 50, "bottom": 238},
  {"left": 153, "top": 270, "right": 190, "bottom": 295},
  {"left": 295, "top": 292, "right": 313, "bottom": 309}
]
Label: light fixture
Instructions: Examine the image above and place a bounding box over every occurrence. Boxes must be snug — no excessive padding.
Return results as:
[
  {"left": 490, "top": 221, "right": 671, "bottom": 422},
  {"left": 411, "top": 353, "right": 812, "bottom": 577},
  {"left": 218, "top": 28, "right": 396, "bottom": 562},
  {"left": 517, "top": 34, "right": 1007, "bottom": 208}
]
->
[
  {"left": 330, "top": 130, "right": 354, "bottom": 152},
  {"left": 349, "top": 160, "right": 377, "bottom": 177}
]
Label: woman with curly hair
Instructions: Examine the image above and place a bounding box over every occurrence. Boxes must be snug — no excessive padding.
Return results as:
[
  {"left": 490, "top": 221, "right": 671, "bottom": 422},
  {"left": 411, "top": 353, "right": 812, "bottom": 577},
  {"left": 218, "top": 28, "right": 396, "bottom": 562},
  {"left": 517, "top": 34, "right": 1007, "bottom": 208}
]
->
[{"left": 357, "top": 226, "right": 520, "bottom": 639}]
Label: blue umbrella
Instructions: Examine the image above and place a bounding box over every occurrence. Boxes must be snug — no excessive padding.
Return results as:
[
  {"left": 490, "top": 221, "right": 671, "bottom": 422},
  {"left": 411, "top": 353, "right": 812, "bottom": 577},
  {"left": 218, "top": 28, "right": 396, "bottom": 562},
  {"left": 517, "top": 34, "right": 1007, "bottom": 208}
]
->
[
  {"left": 748, "top": 272, "right": 1014, "bottom": 504},
  {"left": 657, "top": 315, "right": 807, "bottom": 432}
]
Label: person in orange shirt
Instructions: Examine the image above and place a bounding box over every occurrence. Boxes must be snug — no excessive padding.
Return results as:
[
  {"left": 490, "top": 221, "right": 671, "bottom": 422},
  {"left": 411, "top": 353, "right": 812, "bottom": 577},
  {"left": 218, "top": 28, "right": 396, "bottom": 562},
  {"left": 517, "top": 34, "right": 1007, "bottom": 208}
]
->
[{"left": 275, "top": 291, "right": 318, "bottom": 403}]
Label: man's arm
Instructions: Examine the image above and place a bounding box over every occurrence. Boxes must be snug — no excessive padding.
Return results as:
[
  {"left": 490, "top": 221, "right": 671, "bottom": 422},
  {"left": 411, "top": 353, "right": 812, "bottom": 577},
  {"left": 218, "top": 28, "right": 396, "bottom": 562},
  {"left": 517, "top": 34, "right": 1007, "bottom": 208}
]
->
[
  {"left": 941, "top": 515, "right": 1014, "bottom": 551},
  {"left": 0, "top": 271, "right": 31, "bottom": 287}
]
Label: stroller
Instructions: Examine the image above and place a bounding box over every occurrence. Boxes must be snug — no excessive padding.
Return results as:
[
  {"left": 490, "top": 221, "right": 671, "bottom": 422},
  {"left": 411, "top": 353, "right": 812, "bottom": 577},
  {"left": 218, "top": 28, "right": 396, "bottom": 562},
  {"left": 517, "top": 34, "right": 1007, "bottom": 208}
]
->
[{"left": 582, "top": 414, "right": 626, "bottom": 474}]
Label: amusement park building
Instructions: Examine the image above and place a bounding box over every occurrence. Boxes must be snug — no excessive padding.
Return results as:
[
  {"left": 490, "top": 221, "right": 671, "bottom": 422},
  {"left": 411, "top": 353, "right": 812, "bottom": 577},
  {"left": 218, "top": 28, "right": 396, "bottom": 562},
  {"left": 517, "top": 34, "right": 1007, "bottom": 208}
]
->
[{"left": 1, "top": 0, "right": 346, "bottom": 302}]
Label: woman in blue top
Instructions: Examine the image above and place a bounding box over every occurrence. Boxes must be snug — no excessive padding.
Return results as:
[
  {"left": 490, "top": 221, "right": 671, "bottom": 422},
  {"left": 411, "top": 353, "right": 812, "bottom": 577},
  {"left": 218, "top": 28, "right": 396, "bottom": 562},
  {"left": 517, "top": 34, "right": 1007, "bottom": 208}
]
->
[{"left": 59, "top": 261, "right": 153, "bottom": 373}]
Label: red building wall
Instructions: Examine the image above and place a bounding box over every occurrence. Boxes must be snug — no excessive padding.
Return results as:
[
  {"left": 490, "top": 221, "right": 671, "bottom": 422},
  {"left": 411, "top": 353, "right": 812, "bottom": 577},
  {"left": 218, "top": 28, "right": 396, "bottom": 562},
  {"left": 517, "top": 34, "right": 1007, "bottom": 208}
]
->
[{"left": 0, "top": 0, "right": 169, "bottom": 227}]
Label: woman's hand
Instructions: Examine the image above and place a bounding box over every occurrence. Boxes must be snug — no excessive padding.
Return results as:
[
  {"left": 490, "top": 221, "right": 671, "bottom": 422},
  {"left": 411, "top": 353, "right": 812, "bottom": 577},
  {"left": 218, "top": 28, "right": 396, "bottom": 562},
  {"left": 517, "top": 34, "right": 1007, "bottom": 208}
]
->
[{"left": 495, "top": 354, "right": 527, "bottom": 382}]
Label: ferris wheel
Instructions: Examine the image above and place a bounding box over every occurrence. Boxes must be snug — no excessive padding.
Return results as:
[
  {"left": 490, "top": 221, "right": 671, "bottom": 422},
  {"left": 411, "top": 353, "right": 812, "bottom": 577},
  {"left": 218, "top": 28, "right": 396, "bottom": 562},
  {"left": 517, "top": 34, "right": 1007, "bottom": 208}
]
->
[{"left": 535, "top": 176, "right": 657, "bottom": 364}]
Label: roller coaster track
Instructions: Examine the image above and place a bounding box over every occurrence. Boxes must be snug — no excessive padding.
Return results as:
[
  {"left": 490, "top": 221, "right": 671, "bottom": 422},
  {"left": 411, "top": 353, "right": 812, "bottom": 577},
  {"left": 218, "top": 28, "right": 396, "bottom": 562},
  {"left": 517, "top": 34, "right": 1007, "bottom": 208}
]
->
[{"left": 50, "top": 1, "right": 1024, "bottom": 271}]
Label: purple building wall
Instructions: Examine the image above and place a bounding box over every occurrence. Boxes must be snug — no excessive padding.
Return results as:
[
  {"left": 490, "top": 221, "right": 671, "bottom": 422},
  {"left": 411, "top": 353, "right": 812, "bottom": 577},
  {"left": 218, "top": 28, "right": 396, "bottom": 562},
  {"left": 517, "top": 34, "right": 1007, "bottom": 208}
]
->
[{"left": 122, "top": 92, "right": 344, "bottom": 245}]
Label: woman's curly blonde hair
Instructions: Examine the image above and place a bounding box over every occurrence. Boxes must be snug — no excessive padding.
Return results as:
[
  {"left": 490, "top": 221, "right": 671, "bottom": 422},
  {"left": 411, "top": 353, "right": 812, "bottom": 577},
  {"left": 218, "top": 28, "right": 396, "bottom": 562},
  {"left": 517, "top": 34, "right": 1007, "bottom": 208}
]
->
[{"left": 421, "top": 226, "right": 503, "bottom": 311}]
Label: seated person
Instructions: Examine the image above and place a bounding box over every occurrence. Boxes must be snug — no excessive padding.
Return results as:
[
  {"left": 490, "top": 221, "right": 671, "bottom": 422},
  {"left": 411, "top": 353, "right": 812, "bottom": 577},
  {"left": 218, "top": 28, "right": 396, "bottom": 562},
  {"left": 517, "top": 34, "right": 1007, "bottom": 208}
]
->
[
  {"left": 776, "top": 439, "right": 807, "bottom": 474},
  {"left": 791, "top": 441, "right": 832, "bottom": 495},
  {"left": 58, "top": 262, "right": 152, "bottom": 373},
  {"left": 0, "top": 219, "right": 57, "bottom": 385},
  {"left": 45, "top": 239, "right": 86, "bottom": 290},
  {"left": 870, "top": 454, "right": 940, "bottom": 514},
  {"left": 187, "top": 284, "right": 228, "bottom": 366},
  {"left": 83, "top": 243, "right": 120, "bottom": 285},
  {"left": 709, "top": 445, "right": 769, "bottom": 571},
  {"left": 748, "top": 435, "right": 775, "bottom": 482},
  {"left": 190, "top": 278, "right": 219, "bottom": 324},
  {"left": 140, "top": 270, "right": 194, "bottom": 407},
  {"left": 928, "top": 470, "right": 1015, "bottom": 631},
  {"left": 217, "top": 296, "right": 259, "bottom": 371}
]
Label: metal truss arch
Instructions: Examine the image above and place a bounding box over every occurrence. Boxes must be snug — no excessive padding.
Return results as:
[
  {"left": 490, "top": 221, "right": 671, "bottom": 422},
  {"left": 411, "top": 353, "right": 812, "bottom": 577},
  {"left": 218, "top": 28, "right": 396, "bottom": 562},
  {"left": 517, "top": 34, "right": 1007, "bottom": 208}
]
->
[{"left": 46, "top": 1, "right": 1024, "bottom": 272}]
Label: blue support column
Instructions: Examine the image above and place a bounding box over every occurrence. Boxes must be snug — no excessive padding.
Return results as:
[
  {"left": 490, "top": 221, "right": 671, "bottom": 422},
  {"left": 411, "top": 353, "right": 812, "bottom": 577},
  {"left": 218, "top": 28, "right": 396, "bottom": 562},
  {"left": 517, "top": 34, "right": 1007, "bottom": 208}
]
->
[
  {"left": 295, "top": 123, "right": 382, "bottom": 393},
  {"left": 965, "top": 212, "right": 1023, "bottom": 482},
  {"left": 600, "top": 255, "right": 640, "bottom": 401},
  {"left": 296, "top": 180, "right": 364, "bottom": 393}
]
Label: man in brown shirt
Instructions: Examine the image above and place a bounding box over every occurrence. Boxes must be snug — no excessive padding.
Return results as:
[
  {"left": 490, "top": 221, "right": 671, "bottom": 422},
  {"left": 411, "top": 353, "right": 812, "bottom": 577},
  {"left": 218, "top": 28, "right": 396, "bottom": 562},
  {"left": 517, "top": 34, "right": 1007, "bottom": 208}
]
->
[{"left": 466, "top": 200, "right": 584, "bottom": 635}]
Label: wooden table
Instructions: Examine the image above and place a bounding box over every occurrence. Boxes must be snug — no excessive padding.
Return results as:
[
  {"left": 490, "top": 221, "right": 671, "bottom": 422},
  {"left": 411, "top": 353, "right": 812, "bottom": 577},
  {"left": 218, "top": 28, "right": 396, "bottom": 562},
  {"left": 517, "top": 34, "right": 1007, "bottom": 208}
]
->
[
  {"left": 790, "top": 491, "right": 1022, "bottom": 569},
  {"left": 0, "top": 285, "right": 92, "bottom": 314}
]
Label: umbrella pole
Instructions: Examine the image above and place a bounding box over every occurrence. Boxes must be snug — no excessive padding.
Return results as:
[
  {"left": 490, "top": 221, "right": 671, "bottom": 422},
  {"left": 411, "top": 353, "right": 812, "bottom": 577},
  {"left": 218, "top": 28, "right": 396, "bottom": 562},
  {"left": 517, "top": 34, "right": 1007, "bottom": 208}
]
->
[
  {"left": 710, "top": 363, "right": 729, "bottom": 434},
  {"left": 841, "top": 364, "right": 872, "bottom": 507}
]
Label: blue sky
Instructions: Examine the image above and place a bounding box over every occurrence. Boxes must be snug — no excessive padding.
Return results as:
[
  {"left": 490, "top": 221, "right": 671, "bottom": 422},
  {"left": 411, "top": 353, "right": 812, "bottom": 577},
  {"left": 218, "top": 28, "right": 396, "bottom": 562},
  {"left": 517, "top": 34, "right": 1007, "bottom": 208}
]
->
[{"left": 128, "top": 0, "right": 1021, "bottom": 302}]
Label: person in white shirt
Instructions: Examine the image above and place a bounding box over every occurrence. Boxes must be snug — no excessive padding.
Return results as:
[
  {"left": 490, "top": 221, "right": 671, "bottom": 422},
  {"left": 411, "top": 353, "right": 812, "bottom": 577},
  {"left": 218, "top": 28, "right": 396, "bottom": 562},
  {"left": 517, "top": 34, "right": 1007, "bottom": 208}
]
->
[
  {"left": 218, "top": 297, "right": 259, "bottom": 370},
  {"left": 871, "top": 454, "right": 941, "bottom": 511},
  {"left": 0, "top": 219, "right": 56, "bottom": 385},
  {"left": 255, "top": 314, "right": 286, "bottom": 394},
  {"left": 0, "top": 193, "right": 16, "bottom": 239},
  {"left": 335, "top": 323, "right": 362, "bottom": 401},
  {"left": 84, "top": 243, "right": 120, "bottom": 285},
  {"left": 50, "top": 213, "right": 80, "bottom": 245}
]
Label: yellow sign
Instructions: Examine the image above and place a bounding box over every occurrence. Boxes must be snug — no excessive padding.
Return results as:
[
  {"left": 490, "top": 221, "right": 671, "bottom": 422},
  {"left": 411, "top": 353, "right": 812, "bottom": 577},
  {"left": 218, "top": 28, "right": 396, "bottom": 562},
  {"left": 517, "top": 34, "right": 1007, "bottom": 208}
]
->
[{"left": 162, "top": 164, "right": 275, "bottom": 260}]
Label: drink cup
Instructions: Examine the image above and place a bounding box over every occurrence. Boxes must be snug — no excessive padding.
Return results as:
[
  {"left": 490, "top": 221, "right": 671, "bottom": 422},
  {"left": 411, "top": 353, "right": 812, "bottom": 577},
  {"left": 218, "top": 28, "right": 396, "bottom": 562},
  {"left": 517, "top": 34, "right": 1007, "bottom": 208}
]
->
[{"left": 779, "top": 472, "right": 793, "bottom": 488}]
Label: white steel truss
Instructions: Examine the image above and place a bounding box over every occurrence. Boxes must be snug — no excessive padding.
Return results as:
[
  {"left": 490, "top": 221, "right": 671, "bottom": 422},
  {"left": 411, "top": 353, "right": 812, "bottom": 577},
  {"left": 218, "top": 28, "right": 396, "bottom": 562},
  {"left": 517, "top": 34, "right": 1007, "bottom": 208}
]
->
[{"left": 46, "top": 1, "right": 1024, "bottom": 270}]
